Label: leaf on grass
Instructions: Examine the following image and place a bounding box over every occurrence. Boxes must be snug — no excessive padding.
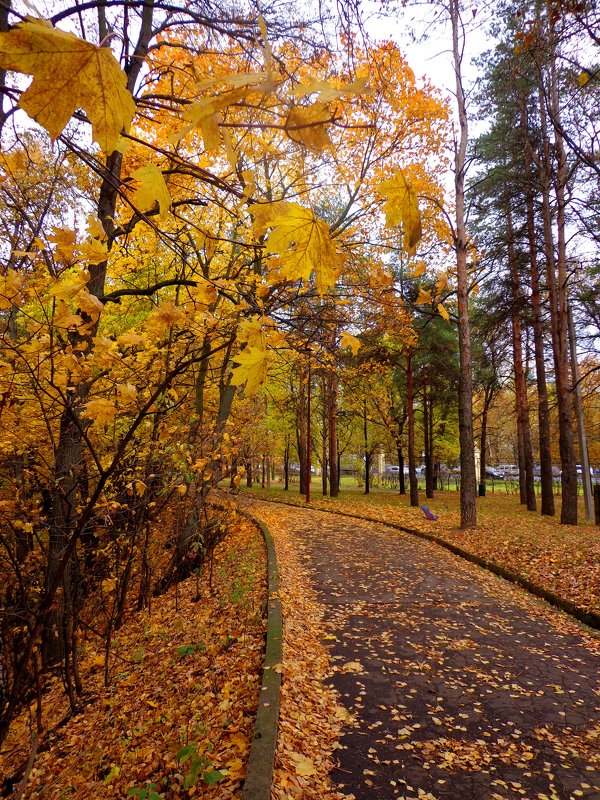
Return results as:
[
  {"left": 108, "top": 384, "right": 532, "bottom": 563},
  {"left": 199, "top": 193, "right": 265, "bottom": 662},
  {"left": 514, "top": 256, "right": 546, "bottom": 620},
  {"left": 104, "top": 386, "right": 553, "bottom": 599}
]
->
[
  {"left": 0, "top": 18, "right": 135, "bottom": 153},
  {"left": 250, "top": 201, "right": 341, "bottom": 294},
  {"left": 378, "top": 169, "right": 422, "bottom": 253},
  {"left": 131, "top": 164, "right": 171, "bottom": 220}
]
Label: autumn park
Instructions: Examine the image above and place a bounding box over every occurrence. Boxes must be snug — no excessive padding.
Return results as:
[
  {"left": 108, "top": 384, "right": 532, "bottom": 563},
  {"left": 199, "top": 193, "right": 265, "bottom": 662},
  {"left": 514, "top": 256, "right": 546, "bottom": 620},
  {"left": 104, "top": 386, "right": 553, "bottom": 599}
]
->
[{"left": 0, "top": 0, "right": 599, "bottom": 797}]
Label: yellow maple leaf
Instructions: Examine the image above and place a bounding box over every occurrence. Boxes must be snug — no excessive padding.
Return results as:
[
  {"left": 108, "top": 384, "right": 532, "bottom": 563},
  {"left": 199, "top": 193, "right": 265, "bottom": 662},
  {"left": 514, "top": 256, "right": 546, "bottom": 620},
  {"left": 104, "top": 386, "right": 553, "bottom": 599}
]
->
[
  {"left": 82, "top": 396, "right": 117, "bottom": 428},
  {"left": 437, "top": 302, "right": 450, "bottom": 321},
  {"left": 292, "top": 75, "right": 370, "bottom": 102},
  {"left": 290, "top": 752, "right": 317, "bottom": 777},
  {"left": 415, "top": 287, "right": 432, "bottom": 305},
  {"left": 131, "top": 164, "right": 171, "bottom": 220},
  {"left": 87, "top": 214, "right": 107, "bottom": 242},
  {"left": 77, "top": 289, "right": 104, "bottom": 321},
  {"left": 435, "top": 271, "right": 449, "bottom": 294},
  {"left": 230, "top": 346, "right": 268, "bottom": 394},
  {"left": 285, "top": 102, "right": 332, "bottom": 152},
  {"left": 49, "top": 267, "right": 89, "bottom": 300},
  {"left": 250, "top": 201, "right": 341, "bottom": 294},
  {"left": 0, "top": 268, "right": 24, "bottom": 310},
  {"left": 378, "top": 169, "right": 422, "bottom": 254},
  {"left": 237, "top": 316, "right": 271, "bottom": 349},
  {"left": 410, "top": 261, "right": 427, "bottom": 277},
  {"left": 178, "top": 87, "right": 249, "bottom": 150},
  {"left": 578, "top": 70, "right": 590, "bottom": 86},
  {"left": 0, "top": 18, "right": 135, "bottom": 153},
  {"left": 189, "top": 279, "right": 217, "bottom": 306},
  {"left": 78, "top": 238, "right": 108, "bottom": 265},
  {"left": 340, "top": 331, "right": 361, "bottom": 355}
]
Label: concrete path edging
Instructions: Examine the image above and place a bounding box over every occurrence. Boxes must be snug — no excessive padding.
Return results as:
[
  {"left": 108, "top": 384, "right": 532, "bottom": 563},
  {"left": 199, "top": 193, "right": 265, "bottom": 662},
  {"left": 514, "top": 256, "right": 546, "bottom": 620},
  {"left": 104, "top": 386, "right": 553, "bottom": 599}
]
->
[{"left": 240, "top": 512, "right": 283, "bottom": 800}]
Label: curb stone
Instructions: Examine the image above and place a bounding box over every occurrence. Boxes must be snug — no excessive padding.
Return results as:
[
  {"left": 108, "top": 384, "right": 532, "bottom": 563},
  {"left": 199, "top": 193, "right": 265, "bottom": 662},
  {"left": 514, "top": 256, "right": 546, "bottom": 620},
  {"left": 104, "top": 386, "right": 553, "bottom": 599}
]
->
[
  {"left": 239, "top": 512, "right": 283, "bottom": 800},
  {"left": 242, "top": 492, "right": 600, "bottom": 634}
]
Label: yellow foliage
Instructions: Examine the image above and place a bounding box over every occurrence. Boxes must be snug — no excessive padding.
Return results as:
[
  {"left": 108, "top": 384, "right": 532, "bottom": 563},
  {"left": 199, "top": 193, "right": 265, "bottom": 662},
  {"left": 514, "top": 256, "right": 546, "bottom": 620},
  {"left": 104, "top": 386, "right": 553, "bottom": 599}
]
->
[
  {"left": 285, "top": 102, "right": 332, "bottom": 152},
  {"left": 131, "top": 164, "right": 171, "bottom": 220},
  {"left": 340, "top": 331, "right": 361, "bottom": 355},
  {"left": 0, "top": 269, "right": 24, "bottom": 310},
  {"left": 292, "top": 75, "right": 370, "bottom": 102},
  {"left": 0, "top": 18, "right": 135, "bottom": 153},
  {"left": 437, "top": 302, "right": 450, "bottom": 321},
  {"left": 230, "top": 346, "right": 269, "bottom": 394},
  {"left": 250, "top": 201, "right": 341, "bottom": 294},
  {"left": 378, "top": 169, "right": 422, "bottom": 254},
  {"left": 82, "top": 396, "right": 118, "bottom": 428},
  {"left": 415, "top": 287, "right": 432, "bottom": 305}
]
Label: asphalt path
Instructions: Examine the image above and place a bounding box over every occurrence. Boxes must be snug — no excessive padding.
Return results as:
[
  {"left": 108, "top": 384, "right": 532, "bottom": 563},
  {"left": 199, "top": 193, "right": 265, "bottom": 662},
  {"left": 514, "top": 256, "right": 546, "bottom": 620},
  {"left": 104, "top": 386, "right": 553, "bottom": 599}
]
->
[{"left": 251, "top": 501, "right": 600, "bottom": 800}]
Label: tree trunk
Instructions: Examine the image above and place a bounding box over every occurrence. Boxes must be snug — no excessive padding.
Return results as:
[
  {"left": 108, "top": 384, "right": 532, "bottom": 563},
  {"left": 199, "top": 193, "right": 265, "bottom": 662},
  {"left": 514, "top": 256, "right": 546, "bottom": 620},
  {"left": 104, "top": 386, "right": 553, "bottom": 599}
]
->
[
  {"left": 328, "top": 371, "right": 339, "bottom": 497},
  {"left": 522, "top": 99, "right": 555, "bottom": 516},
  {"left": 539, "top": 71, "right": 577, "bottom": 523},
  {"left": 507, "top": 207, "right": 536, "bottom": 511},
  {"left": 363, "top": 397, "right": 370, "bottom": 495},
  {"left": 423, "top": 388, "right": 434, "bottom": 499},
  {"left": 297, "top": 374, "right": 306, "bottom": 496},
  {"left": 321, "top": 378, "right": 328, "bottom": 496},
  {"left": 407, "top": 353, "right": 419, "bottom": 507},
  {"left": 398, "top": 444, "right": 406, "bottom": 495},
  {"left": 284, "top": 441, "right": 290, "bottom": 491},
  {"left": 451, "top": 0, "right": 477, "bottom": 528}
]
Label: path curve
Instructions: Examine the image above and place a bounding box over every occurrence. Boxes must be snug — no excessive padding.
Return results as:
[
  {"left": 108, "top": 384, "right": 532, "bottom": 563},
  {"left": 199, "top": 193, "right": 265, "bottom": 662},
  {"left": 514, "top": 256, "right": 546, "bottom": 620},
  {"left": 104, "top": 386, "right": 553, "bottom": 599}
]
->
[{"left": 247, "top": 500, "right": 600, "bottom": 800}]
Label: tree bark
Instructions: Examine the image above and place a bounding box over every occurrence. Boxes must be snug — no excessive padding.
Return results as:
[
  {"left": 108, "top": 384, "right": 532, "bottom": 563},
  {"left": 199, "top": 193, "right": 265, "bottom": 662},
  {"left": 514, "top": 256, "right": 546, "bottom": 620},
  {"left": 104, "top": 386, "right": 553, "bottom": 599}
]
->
[
  {"left": 506, "top": 207, "right": 536, "bottom": 511},
  {"left": 451, "top": 0, "right": 477, "bottom": 528},
  {"left": 407, "top": 352, "right": 419, "bottom": 507},
  {"left": 328, "top": 371, "right": 339, "bottom": 497},
  {"left": 539, "top": 66, "right": 577, "bottom": 523},
  {"left": 522, "top": 97, "right": 555, "bottom": 515}
]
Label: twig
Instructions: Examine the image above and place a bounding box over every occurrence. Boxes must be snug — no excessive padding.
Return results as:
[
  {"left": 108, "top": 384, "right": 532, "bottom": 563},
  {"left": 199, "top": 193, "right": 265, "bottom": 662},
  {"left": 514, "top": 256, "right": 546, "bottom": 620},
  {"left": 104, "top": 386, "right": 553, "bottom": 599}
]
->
[{"left": 14, "top": 733, "right": 39, "bottom": 800}]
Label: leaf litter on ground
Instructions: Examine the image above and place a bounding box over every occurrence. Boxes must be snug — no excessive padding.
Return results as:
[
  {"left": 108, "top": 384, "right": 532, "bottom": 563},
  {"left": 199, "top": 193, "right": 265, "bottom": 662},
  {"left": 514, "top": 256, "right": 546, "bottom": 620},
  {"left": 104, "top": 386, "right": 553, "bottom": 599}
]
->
[{"left": 0, "top": 513, "right": 266, "bottom": 799}]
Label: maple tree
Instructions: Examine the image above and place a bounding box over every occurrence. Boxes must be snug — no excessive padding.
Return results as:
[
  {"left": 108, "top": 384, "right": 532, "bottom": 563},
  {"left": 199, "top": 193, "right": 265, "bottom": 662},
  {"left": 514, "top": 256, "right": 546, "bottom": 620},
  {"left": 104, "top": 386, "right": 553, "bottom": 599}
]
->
[{"left": 0, "top": 0, "right": 454, "bottom": 756}]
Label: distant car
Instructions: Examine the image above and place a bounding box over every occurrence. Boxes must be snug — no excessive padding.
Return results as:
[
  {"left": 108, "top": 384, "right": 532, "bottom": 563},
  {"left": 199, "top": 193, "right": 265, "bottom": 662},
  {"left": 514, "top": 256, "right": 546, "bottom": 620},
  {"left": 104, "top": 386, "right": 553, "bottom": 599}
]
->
[
  {"left": 384, "top": 465, "right": 400, "bottom": 475},
  {"left": 485, "top": 467, "right": 504, "bottom": 479},
  {"left": 498, "top": 464, "right": 518, "bottom": 478}
]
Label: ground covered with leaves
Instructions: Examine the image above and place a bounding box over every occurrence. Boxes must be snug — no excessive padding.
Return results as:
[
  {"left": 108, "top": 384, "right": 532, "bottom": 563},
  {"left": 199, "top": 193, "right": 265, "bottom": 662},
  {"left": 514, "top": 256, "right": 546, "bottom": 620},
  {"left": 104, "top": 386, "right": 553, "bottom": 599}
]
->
[
  {"left": 0, "top": 513, "right": 266, "bottom": 799},
  {"left": 248, "top": 503, "right": 352, "bottom": 800},
  {"left": 244, "top": 487, "right": 600, "bottom": 618}
]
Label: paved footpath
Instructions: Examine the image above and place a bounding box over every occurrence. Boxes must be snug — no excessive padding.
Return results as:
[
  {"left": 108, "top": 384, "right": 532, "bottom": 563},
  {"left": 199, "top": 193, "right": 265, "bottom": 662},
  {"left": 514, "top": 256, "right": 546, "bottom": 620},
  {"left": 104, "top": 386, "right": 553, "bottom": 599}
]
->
[{"left": 251, "top": 501, "right": 600, "bottom": 800}]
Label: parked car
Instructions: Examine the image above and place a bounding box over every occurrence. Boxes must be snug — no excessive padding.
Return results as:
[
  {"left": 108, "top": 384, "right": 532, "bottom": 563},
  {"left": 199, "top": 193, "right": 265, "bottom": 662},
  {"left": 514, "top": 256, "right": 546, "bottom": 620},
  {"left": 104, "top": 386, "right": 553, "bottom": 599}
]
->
[
  {"left": 384, "top": 465, "right": 400, "bottom": 475},
  {"left": 485, "top": 467, "right": 504, "bottom": 479},
  {"left": 498, "top": 464, "right": 519, "bottom": 479}
]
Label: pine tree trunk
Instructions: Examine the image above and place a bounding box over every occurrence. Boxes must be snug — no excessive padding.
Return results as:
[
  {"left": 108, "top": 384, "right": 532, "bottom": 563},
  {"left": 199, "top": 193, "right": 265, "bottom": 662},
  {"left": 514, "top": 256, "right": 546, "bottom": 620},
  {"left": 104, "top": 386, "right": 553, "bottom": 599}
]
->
[
  {"left": 451, "top": 0, "right": 477, "bottom": 528},
  {"left": 328, "top": 372, "right": 339, "bottom": 497},
  {"left": 507, "top": 208, "right": 536, "bottom": 511},
  {"left": 407, "top": 353, "right": 419, "bottom": 507},
  {"left": 539, "top": 76, "right": 577, "bottom": 523}
]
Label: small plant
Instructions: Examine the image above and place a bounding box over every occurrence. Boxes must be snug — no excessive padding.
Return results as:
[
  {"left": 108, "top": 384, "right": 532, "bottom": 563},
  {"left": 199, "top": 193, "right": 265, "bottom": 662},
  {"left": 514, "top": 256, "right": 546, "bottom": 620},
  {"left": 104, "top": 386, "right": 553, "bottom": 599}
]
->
[
  {"left": 127, "top": 784, "right": 162, "bottom": 800},
  {"left": 175, "top": 642, "right": 205, "bottom": 659},
  {"left": 176, "top": 744, "right": 225, "bottom": 788}
]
